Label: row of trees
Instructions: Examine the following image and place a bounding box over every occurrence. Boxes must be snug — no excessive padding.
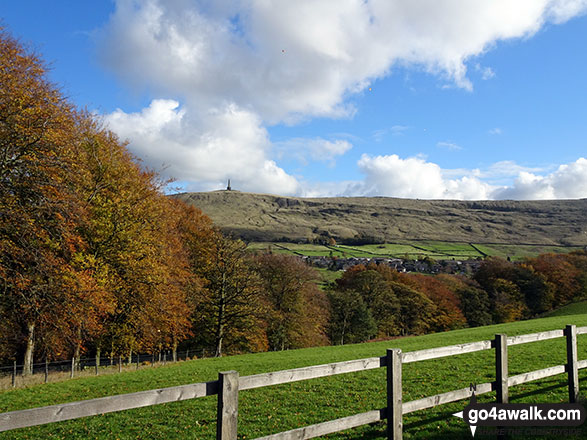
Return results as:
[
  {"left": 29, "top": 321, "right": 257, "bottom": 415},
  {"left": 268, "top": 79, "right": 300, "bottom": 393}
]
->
[
  {"left": 0, "top": 29, "right": 330, "bottom": 371},
  {"left": 325, "top": 251, "right": 587, "bottom": 344}
]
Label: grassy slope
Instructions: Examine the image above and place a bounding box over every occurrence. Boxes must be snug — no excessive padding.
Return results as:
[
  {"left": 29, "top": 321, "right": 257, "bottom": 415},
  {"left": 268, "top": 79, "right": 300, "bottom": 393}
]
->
[
  {"left": 249, "top": 240, "right": 582, "bottom": 262},
  {"left": 175, "top": 191, "right": 587, "bottom": 247},
  {"left": 1, "top": 307, "right": 587, "bottom": 439},
  {"left": 542, "top": 301, "right": 587, "bottom": 318}
]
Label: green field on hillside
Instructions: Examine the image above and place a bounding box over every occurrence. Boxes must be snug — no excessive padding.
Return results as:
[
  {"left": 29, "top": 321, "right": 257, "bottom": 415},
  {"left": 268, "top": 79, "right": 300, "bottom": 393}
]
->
[
  {"left": 542, "top": 301, "right": 587, "bottom": 318},
  {"left": 1, "top": 305, "right": 587, "bottom": 439},
  {"left": 247, "top": 240, "right": 583, "bottom": 262}
]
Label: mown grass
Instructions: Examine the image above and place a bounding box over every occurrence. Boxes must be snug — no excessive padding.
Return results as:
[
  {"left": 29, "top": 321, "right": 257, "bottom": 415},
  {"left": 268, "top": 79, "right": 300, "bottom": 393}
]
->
[{"left": 1, "top": 308, "right": 587, "bottom": 439}]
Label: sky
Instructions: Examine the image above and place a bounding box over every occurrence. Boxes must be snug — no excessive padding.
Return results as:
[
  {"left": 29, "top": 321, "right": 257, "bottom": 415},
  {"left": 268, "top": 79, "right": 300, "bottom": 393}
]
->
[{"left": 2, "top": 0, "right": 587, "bottom": 200}]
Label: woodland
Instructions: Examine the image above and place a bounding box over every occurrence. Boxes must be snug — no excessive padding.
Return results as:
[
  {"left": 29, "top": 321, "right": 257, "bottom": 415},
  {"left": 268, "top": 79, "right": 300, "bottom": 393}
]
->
[{"left": 2, "top": 28, "right": 587, "bottom": 376}]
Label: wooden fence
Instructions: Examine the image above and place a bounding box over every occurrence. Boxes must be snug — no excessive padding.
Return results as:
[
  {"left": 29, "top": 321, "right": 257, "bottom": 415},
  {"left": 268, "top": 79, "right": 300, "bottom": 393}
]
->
[{"left": 0, "top": 324, "right": 586, "bottom": 439}]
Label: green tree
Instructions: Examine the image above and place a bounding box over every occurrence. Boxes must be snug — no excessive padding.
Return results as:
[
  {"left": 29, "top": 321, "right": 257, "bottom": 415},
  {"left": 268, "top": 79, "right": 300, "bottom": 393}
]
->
[
  {"left": 336, "top": 264, "right": 400, "bottom": 337},
  {"left": 254, "top": 253, "right": 328, "bottom": 350},
  {"left": 191, "top": 232, "right": 264, "bottom": 356},
  {"left": 327, "top": 290, "right": 376, "bottom": 345}
]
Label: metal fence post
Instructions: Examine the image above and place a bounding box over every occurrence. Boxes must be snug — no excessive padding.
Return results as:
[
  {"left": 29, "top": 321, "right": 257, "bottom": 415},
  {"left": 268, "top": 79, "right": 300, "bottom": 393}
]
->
[
  {"left": 217, "top": 370, "right": 239, "bottom": 440},
  {"left": 495, "top": 334, "right": 508, "bottom": 404},
  {"left": 387, "top": 349, "right": 403, "bottom": 440},
  {"left": 565, "top": 324, "right": 579, "bottom": 403}
]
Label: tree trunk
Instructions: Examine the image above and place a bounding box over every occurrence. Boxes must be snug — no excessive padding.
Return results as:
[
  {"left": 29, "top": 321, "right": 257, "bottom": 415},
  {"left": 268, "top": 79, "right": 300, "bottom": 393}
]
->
[
  {"left": 96, "top": 347, "right": 101, "bottom": 374},
  {"left": 23, "top": 323, "right": 35, "bottom": 375},
  {"left": 172, "top": 337, "right": 178, "bottom": 362},
  {"left": 74, "top": 327, "right": 81, "bottom": 371},
  {"left": 215, "top": 271, "right": 226, "bottom": 357},
  {"left": 340, "top": 316, "right": 347, "bottom": 346},
  {"left": 215, "top": 324, "right": 224, "bottom": 357}
]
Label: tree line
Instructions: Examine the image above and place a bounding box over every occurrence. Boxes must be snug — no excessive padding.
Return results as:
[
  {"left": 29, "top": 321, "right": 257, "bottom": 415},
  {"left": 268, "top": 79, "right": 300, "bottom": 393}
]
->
[
  {"left": 0, "top": 28, "right": 330, "bottom": 372},
  {"left": 325, "top": 251, "right": 587, "bottom": 344},
  {"left": 1, "top": 29, "right": 587, "bottom": 373}
]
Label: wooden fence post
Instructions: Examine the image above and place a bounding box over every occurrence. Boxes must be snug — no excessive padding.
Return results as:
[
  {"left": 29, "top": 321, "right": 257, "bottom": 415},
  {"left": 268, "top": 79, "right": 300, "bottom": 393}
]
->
[
  {"left": 495, "top": 334, "right": 508, "bottom": 404},
  {"left": 565, "top": 324, "right": 579, "bottom": 403},
  {"left": 387, "top": 349, "right": 403, "bottom": 440},
  {"left": 217, "top": 370, "right": 239, "bottom": 440}
]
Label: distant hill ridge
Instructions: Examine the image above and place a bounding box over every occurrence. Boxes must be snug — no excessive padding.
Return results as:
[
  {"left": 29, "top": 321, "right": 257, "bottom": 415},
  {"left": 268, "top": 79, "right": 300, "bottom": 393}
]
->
[{"left": 174, "top": 191, "right": 587, "bottom": 246}]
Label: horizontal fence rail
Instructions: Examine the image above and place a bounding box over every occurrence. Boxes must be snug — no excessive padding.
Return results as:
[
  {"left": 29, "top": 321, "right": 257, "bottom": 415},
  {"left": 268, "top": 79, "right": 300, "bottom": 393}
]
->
[
  {"left": 402, "top": 339, "right": 493, "bottom": 363},
  {"left": 0, "top": 324, "right": 586, "bottom": 439},
  {"left": 0, "top": 381, "right": 219, "bottom": 431},
  {"left": 239, "top": 356, "right": 386, "bottom": 390}
]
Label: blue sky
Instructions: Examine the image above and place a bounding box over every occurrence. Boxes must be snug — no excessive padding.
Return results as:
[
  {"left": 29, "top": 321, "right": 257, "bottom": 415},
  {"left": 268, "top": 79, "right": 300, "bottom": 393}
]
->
[{"left": 3, "top": 1, "right": 587, "bottom": 199}]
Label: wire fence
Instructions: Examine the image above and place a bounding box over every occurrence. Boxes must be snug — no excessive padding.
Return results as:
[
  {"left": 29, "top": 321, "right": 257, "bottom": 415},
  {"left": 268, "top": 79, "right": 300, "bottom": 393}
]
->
[{"left": 0, "top": 348, "right": 213, "bottom": 390}]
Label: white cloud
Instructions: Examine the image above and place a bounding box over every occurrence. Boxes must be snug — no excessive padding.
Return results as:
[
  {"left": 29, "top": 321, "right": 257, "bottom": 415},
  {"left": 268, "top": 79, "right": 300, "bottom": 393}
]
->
[
  {"left": 475, "top": 63, "right": 496, "bottom": 80},
  {"left": 493, "top": 157, "right": 587, "bottom": 199},
  {"left": 373, "top": 125, "right": 410, "bottom": 141},
  {"left": 97, "top": 0, "right": 587, "bottom": 199},
  {"left": 484, "top": 160, "right": 544, "bottom": 178},
  {"left": 548, "top": 0, "right": 587, "bottom": 22},
  {"left": 105, "top": 99, "right": 300, "bottom": 195},
  {"left": 437, "top": 141, "right": 463, "bottom": 151},
  {"left": 488, "top": 127, "right": 503, "bottom": 135},
  {"left": 352, "top": 154, "right": 492, "bottom": 199},
  {"left": 275, "top": 138, "right": 352, "bottom": 165},
  {"left": 104, "top": 100, "right": 587, "bottom": 200},
  {"left": 390, "top": 125, "right": 410, "bottom": 135},
  {"left": 333, "top": 156, "right": 587, "bottom": 200},
  {"left": 99, "top": 0, "right": 587, "bottom": 120}
]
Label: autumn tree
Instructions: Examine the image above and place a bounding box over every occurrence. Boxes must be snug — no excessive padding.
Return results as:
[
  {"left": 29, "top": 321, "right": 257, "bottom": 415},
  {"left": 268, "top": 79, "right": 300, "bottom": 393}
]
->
[
  {"left": 73, "top": 119, "right": 194, "bottom": 362},
  {"left": 253, "top": 253, "right": 329, "bottom": 350},
  {"left": 0, "top": 29, "right": 104, "bottom": 372},
  {"left": 567, "top": 251, "right": 587, "bottom": 300},
  {"left": 474, "top": 257, "right": 554, "bottom": 317},
  {"left": 402, "top": 274, "right": 467, "bottom": 331},
  {"left": 432, "top": 275, "right": 493, "bottom": 327},
  {"left": 525, "top": 253, "right": 583, "bottom": 307},
  {"left": 334, "top": 263, "right": 436, "bottom": 337},
  {"left": 190, "top": 231, "right": 264, "bottom": 356}
]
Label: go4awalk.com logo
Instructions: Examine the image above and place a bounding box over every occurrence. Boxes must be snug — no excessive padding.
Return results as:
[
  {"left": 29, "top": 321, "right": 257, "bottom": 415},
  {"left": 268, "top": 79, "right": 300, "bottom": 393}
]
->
[{"left": 453, "top": 392, "right": 586, "bottom": 437}]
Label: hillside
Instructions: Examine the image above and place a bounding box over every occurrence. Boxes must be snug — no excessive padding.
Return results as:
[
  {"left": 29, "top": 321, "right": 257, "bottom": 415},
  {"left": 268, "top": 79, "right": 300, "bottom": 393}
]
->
[{"left": 174, "top": 191, "right": 587, "bottom": 246}]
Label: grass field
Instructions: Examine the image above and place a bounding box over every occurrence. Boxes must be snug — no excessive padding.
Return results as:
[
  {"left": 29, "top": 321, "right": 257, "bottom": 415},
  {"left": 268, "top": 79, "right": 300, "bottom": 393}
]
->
[
  {"left": 248, "top": 240, "right": 585, "bottom": 262},
  {"left": 1, "top": 305, "right": 587, "bottom": 439},
  {"left": 541, "top": 301, "right": 587, "bottom": 318}
]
